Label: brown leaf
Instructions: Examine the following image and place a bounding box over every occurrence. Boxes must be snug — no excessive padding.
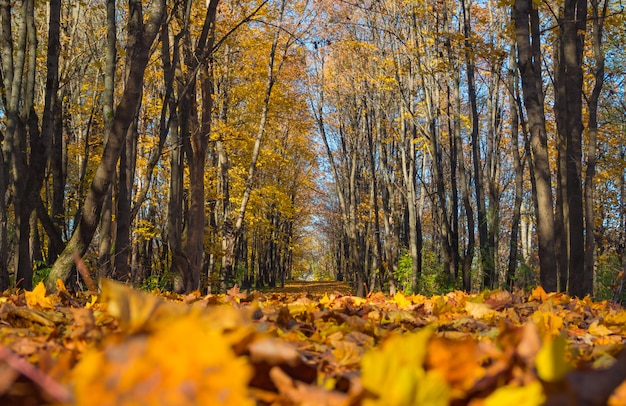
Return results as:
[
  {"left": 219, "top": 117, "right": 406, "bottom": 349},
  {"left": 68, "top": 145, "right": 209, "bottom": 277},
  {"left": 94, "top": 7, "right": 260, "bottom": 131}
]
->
[
  {"left": 269, "top": 366, "right": 348, "bottom": 406},
  {"left": 0, "top": 362, "right": 19, "bottom": 395},
  {"left": 249, "top": 338, "right": 302, "bottom": 366}
]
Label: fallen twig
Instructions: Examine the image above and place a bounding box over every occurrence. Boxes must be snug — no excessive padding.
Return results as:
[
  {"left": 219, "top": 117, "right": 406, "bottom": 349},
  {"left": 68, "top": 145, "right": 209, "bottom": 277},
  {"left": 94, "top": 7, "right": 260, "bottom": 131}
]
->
[
  {"left": 73, "top": 251, "right": 98, "bottom": 292},
  {"left": 0, "top": 344, "right": 72, "bottom": 404}
]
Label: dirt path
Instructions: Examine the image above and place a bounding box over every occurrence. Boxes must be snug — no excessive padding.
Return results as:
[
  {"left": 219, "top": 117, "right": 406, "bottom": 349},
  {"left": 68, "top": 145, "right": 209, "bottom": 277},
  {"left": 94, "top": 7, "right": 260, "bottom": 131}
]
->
[{"left": 264, "top": 280, "right": 353, "bottom": 296}]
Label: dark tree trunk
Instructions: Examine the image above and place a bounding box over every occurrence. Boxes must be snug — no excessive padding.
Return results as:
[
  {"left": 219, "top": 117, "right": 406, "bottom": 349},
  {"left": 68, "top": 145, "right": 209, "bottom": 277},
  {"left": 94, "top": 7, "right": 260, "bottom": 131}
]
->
[
  {"left": 0, "top": 0, "right": 9, "bottom": 288},
  {"left": 113, "top": 119, "right": 138, "bottom": 281},
  {"left": 164, "top": 11, "right": 187, "bottom": 292},
  {"left": 556, "top": 0, "right": 587, "bottom": 297},
  {"left": 181, "top": 0, "right": 220, "bottom": 292},
  {"left": 513, "top": 0, "right": 557, "bottom": 291},
  {"left": 98, "top": 0, "right": 117, "bottom": 278},
  {"left": 584, "top": 0, "right": 607, "bottom": 296}
]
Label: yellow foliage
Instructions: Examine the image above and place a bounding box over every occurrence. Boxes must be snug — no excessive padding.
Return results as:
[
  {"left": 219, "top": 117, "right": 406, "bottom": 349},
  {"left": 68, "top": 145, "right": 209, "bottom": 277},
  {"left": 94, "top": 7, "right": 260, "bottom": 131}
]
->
[
  {"left": 25, "top": 282, "right": 55, "bottom": 311},
  {"left": 587, "top": 320, "right": 614, "bottom": 337},
  {"left": 535, "top": 334, "right": 571, "bottom": 382},
  {"left": 72, "top": 280, "right": 254, "bottom": 405},
  {"left": 392, "top": 292, "right": 412, "bottom": 309},
  {"left": 530, "top": 309, "right": 564, "bottom": 338},
  {"left": 361, "top": 327, "right": 450, "bottom": 406},
  {"left": 72, "top": 314, "right": 254, "bottom": 406},
  {"left": 484, "top": 381, "right": 545, "bottom": 406}
]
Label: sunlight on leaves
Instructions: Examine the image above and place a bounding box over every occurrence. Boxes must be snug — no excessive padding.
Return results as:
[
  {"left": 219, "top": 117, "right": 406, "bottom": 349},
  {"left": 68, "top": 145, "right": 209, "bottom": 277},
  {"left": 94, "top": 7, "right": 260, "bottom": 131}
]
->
[
  {"left": 465, "top": 301, "right": 496, "bottom": 319},
  {"left": 72, "top": 312, "right": 254, "bottom": 405}
]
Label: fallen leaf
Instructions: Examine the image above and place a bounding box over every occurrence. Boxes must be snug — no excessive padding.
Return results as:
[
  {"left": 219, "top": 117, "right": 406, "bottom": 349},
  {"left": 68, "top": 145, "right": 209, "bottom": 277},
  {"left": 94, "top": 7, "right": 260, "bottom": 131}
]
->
[
  {"left": 25, "top": 283, "right": 55, "bottom": 311},
  {"left": 535, "top": 334, "right": 570, "bottom": 382}
]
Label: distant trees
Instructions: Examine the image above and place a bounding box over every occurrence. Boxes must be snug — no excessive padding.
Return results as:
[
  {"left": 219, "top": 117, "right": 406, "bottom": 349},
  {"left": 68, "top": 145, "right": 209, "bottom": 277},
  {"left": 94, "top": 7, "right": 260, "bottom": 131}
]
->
[
  {"left": 313, "top": 0, "right": 620, "bottom": 297},
  {"left": 0, "top": 0, "right": 623, "bottom": 297},
  {"left": 0, "top": 0, "right": 319, "bottom": 293}
]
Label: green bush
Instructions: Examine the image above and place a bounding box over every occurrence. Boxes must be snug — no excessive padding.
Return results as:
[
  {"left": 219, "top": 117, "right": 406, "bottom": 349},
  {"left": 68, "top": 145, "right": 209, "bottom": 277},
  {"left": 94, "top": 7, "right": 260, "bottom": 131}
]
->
[
  {"left": 393, "top": 249, "right": 454, "bottom": 296},
  {"left": 33, "top": 260, "right": 51, "bottom": 287},
  {"left": 395, "top": 251, "right": 413, "bottom": 293},
  {"left": 140, "top": 271, "right": 179, "bottom": 292},
  {"left": 595, "top": 251, "right": 623, "bottom": 302}
]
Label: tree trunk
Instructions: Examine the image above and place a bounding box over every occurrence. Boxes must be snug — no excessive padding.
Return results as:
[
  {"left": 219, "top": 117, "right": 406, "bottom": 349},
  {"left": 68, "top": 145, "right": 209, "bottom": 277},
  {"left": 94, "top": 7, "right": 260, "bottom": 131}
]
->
[
  {"left": 584, "top": 0, "right": 607, "bottom": 296},
  {"left": 181, "top": 0, "right": 220, "bottom": 292},
  {"left": 399, "top": 109, "right": 420, "bottom": 293},
  {"left": 513, "top": 0, "right": 557, "bottom": 291},
  {"left": 556, "top": 0, "right": 587, "bottom": 297},
  {"left": 375, "top": 119, "right": 398, "bottom": 295},
  {"left": 461, "top": 0, "right": 492, "bottom": 289},
  {"left": 163, "top": 11, "right": 187, "bottom": 292},
  {"left": 46, "top": 0, "right": 165, "bottom": 290},
  {"left": 113, "top": 119, "right": 138, "bottom": 281},
  {"left": 98, "top": 0, "right": 117, "bottom": 278},
  {"left": 222, "top": 0, "right": 288, "bottom": 289},
  {"left": 1, "top": 0, "right": 61, "bottom": 289},
  {"left": 0, "top": 151, "right": 8, "bottom": 291},
  {"left": 453, "top": 70, "right": 475, "bottom": 292},
  {"left": 506, "top": 42, "right": 524, "bottom": 288}
]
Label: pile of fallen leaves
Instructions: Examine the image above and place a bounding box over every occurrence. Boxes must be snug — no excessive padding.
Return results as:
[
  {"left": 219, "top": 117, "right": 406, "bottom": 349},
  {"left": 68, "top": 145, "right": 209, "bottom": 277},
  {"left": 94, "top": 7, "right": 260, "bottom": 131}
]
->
[{"left": 1, "top": 280, "right": 626, "bottom": 405}]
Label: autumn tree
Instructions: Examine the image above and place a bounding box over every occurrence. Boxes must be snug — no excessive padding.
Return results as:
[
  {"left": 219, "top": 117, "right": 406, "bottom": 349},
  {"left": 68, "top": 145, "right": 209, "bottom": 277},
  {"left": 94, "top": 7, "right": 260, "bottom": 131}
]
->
[
  {"left": 513, "top": 0, "right": 557, "bottom": 291},
  {"left": 46, "top": 0, "right": 165, "bottom": 289}
]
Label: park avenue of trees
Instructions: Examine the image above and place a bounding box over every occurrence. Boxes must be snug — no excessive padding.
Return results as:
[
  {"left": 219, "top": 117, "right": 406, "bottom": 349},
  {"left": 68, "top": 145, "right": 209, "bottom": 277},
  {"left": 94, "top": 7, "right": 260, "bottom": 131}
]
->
[{"left": 0, "top": 0, "right": 624, "bottom": 299}]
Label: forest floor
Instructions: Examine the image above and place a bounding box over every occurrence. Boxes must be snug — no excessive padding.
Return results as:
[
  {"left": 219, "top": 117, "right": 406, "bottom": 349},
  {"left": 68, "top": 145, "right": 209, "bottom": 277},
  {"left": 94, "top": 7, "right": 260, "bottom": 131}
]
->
[
  {"left": 261, "top": 280, "right": 354, "bottom": 296},
  {"left": 1, "top": 279, "right": 626, "bottom": 405}
]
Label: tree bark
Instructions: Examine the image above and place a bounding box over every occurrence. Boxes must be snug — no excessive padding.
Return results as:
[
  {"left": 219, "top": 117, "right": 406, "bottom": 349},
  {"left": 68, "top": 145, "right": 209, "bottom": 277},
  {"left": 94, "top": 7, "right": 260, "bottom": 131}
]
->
[
  {"left": 452, "top": 68, "right": 475, "bottom": 292},
  {"left": 506, "top": 42, "right": 524, "bottom": 288},
  {"left": 113, "top": 118, "right": 138, "bottom": 281},
  {"left": 513, "top": 0, "right": 557, "bottom": 291},
  {"left": 584, "top": 0, "right": 607, "bottom": 296},
  {"left": 222, "top": 0, "right": 287, "bottom": 287},
  {"left": 161, "top": 6, "right": 187, "bottom": 292},
  {"left": 180, "top": 0, "right": 220, "bottom": 292},
  {"left": 556, "top": 0, "right": 587, "bottom": 297},
  {"left": 97, "top": 0, "right": 117, "bottom": 278}
]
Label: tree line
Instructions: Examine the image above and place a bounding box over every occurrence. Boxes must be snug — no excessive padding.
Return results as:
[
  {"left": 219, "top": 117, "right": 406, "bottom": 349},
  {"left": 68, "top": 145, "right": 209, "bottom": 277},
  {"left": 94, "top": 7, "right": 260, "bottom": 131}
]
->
[
  {"left": 0, "top": 0, "right": 624, "bottom": 298},
  {"left": 0, "top": 0, "right": 318, "bottom": 292},
  {"left": 311, "top": 0, "right": 624, "bottom": 298}
]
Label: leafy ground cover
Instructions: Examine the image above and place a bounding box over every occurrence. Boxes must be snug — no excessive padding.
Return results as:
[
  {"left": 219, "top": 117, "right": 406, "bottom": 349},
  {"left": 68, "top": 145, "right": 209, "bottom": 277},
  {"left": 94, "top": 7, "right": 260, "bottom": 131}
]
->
[{"left": 1, "top": 280, "right": 626, "bottom": 405}]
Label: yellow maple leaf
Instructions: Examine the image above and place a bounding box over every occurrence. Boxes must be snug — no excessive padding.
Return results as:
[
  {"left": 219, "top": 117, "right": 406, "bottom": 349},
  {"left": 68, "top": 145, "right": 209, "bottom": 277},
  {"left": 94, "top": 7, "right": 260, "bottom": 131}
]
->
[
  {"left": 530, "top": 310, "right": 564, "bottom": 338},
  {"left": 529, "top": 286, "right": 548, "bottom": 302},
  {"left": 604, "top": 310, "right": 626, "bottom": 327},
  {"left": 361, "top": 327, "right": 450, "bottom": 406},
  {"left": 485, "top": 381, "right": 545, "bottom": 406},
  {"left": 392, "top": 292, "right": 412, "bottom": 309},
  {"left": 331, "top": 339, "right": 361, "bottom": 367},
  {"left": 535, "top": 334, "right": 571, "bottom": 382},
  {"left": 427, "top": 337, "right": 485, "bottom": 394},
  {"left": 465, "top": 301, "right": 496, "bottom": 319},
  {"left": 99, "top": 279, "right": 188, "bottom": 333},
  {"left": 588, "top": 320, "right": 613, "bottom": 337},
  {"left": 24, "top": 282, "right": 55, "bottom": 310},
  {"left": 72, "top": 312, "right": 254, "bottom": 405}
]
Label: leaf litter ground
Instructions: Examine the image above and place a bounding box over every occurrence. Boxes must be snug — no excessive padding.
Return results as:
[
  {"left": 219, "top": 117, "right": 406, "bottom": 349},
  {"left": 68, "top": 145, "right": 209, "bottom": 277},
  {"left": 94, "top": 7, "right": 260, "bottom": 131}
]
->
[{"left": 1, "top": 280, "right": 626, "bottom": 405}]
